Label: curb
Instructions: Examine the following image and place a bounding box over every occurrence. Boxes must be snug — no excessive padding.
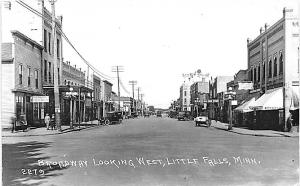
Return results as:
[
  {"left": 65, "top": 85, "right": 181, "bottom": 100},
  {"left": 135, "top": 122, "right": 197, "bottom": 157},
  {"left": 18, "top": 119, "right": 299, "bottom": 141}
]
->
[
  {"left": 212, "top": 125, "right": 298, "bottom": 138},
  {"left": 2, "top": 124, "right": 101, "bottom": 137}
]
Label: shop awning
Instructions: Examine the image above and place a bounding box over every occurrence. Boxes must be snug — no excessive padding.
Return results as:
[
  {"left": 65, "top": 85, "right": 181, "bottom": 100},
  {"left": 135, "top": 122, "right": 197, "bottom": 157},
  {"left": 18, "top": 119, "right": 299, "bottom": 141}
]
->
[
  {"left": 250, "top": 87, "right": 283, "bottom": 110},
  {"left": 290, "top": 86, "right": 299, "bottom": 110},
  {"left": 234, "top": 97, "right": 256, "bottom": 113}
]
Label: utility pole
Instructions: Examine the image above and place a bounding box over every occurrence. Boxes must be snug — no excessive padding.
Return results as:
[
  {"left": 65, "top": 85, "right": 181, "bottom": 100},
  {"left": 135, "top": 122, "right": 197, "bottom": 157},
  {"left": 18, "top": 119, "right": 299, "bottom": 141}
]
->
[
  {"left": 140, "top": 93, "right": 144, "bottom": 116},
  {"left": 137, "top": 87, "right": 141, "bottom": 114},
  {"left": 129, "top": 81, "right": 137, "bottom": 113},
  {"left": 112, "top": 66, "right": 124, "bottom": 111},
  {"left": 50, "top": 0, "right": 61, "bottom": 131}
]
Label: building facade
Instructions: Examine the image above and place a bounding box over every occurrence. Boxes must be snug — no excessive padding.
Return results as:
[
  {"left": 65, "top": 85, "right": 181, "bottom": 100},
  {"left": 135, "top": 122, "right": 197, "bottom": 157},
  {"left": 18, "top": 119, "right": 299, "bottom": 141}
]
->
[
  {"left": 190, "top": 80, "right": 209, "bottom": 117},
  {"left": 246, "top": 8, "right": 299, "bottom": 130},
  {"left": 1, "top": 31, "right": 44, "bottom": 128},
  {"left": 208, "top": 76, "right": 234, "bottom": 121},
  {"left": 179, "top": 82, "right": 191, "bottom": 111}
]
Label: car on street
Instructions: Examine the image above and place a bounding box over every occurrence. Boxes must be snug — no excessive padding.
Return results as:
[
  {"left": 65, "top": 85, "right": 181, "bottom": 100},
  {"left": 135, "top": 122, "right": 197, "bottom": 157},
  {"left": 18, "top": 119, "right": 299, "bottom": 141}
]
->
[
  {"left": 156, "top": 111, "right": 162, "bottom": 117},
  {"left": 194, "top": 115, "right": 211, "bottom": 127},
  {"left": 105, "top": 111, "right": 123, "bottom": 124},
  {"left": 177, "top": 111, "right": 191, "bottom": 121}
]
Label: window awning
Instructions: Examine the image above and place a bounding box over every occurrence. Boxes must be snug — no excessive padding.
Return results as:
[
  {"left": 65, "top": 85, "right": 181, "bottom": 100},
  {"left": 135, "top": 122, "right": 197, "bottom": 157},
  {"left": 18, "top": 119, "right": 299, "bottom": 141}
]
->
[{"left": 234, "top": 97, "right": 256, "bottom": 113}]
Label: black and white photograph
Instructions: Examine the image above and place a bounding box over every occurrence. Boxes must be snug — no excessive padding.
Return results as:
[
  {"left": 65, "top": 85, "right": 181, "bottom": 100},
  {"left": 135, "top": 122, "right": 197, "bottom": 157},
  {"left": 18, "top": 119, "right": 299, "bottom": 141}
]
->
[{"left": 1, "top": 0, "right": 299, "bottom": 185}]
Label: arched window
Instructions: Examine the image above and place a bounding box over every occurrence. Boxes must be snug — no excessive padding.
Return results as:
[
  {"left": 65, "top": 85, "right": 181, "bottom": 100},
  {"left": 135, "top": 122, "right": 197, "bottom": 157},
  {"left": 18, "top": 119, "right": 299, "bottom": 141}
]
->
[
  {"left": 258, "top": 65, "right": 260, "bottom": 82},
  {"left": 279, "top": 52, "right": 283, "bottom": 74},
  {"left": 254, "top": 67, "right": 257, "bottom": 83},
  {"left": 273, "top": 56, "right": 277, "bottom": 77},
  {"left": 262, "top": 62, "right": 265, "bottom": 81},
  {"left": 268, "top": 58, "right": 272, "bottom": 78}
]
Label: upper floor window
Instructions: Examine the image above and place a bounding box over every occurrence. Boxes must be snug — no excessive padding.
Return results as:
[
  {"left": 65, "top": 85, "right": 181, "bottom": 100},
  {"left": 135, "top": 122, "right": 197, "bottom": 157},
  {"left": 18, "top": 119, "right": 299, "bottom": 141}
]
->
[
  {"left": 48, "top": 62, "right": 52, "bottom": 83},
  {"left": 57, "top": 39, "right": 60, "bottom": 59},
  {"left": 19, "top": 65, "right": 23, "bottom": 85},
  {"left": 48, "top": 33, "right": 51, "bottom": 54},
  {"left": 27, "top": 67, "right": 31, "bottom": 86},
  {"left": 44, "top": 60, "right": 47, "bottom": 82},
  {"left": 44, "top": 29, "right": 47, "bottom": 52},
  {"left": 273, "top": 56, "right": 278, "bottom": 77},
  {"left": 279, "top": 52, "right": 283, "bottom": 74},
  {"left": 184, "top": 91, "right": 187, "bottom": 96},
  {"left": 35, "top": 70, "right": 38, "bottom": 89},
  {"left": 268, "top": 58, "right": 272, "bottom": 78},
  {"left": 258, "top": 65, "right": 260, "bottom": 82},
  {"left": 254, "top": 67, "right": 257, "bottom": 83},
  {"left": 262, "top": 62, "right": 265, "bottom": 81}
]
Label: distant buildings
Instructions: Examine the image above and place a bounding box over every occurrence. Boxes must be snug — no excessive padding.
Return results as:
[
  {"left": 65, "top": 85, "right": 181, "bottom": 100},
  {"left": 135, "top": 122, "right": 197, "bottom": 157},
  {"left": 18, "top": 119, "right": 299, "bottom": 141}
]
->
[{"left": 179, "top": 82, "right": 191, "bottom": 111}]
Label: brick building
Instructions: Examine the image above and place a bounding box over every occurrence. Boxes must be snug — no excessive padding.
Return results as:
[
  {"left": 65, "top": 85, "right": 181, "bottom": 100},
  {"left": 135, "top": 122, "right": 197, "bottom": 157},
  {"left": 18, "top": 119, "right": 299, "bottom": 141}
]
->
[
  {"left": 246, "top": 8, "right": 299, "bottom": 130},
  {"left": 190, "top": 80, "right": 209, "bottom": 117}
]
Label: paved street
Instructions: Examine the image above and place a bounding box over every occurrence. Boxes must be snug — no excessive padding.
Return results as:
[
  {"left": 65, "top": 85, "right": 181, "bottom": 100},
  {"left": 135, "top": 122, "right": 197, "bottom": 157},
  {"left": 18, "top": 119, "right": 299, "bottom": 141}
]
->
[{"left": 2, "top": 116, "right": 299, "bottom": 186}]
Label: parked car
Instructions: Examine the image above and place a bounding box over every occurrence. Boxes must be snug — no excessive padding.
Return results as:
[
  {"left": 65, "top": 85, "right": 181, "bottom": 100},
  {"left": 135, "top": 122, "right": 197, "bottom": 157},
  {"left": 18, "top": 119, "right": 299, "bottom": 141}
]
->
[
  {"left": 156, "top": 111, "right": 162, "bottom": 117},
  {"left": 177, "top": 111, "right": 191, "bottom": 121},
  {"left": 194, "top": 114, "right": 211, "bottom": 127},
  {"left": 144, "top": 112, "right": 150, "bottom": 117},
  {"left": 105, "top": 111, "right": 123, "bottom": 124}
]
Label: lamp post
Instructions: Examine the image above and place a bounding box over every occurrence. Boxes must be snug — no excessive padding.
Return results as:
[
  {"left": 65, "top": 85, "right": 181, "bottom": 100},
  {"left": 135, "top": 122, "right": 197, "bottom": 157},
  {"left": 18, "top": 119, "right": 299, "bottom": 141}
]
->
[
  {"left": 227, "top": 87, "right": 236, "bottom": 130},
  {"left": 195, "top": 98, "right": 200, "bottom": 117},
  {"left": 69, "top": 87, "right": 74, "bottom": 129}
]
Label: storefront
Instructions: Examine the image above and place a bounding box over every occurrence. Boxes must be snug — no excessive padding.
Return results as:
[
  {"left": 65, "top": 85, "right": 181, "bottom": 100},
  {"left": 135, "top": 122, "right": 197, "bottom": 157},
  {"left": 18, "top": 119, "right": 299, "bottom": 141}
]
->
[{"left": 14, "top": 90, "right": 46, "bottom": 127}]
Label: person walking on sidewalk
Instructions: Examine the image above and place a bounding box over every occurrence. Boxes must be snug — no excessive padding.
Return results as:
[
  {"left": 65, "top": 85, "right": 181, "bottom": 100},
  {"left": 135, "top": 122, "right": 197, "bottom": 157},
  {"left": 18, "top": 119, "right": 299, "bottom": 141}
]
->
[
  {"left": 45, "top": 113, "right": 50, "bottom": 130},
  {"left": 50, "top": 114, "right": 56, "bottom": 130}
]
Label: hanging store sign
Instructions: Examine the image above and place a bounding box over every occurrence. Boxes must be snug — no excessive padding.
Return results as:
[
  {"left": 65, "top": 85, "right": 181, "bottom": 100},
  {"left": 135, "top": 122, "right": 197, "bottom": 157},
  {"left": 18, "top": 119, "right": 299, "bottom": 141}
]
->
[
  {"left": 31, "top": 96, "right": 49, "bottom": 103},
  {"left": 238, "top": 82, "right": 253, "bottom": 90}
]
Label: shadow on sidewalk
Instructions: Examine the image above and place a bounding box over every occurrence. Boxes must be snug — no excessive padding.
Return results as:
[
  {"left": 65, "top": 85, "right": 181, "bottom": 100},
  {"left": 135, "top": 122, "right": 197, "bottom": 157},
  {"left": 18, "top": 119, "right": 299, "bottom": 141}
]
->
[{"left": 2, "top": 141, "right": 69, "bottom": 186}]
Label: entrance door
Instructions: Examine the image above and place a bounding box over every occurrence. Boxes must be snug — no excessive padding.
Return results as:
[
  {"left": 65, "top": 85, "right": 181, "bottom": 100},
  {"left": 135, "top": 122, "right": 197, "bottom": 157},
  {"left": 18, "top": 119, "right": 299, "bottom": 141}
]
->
[{"left": 26, "top": 96, "right": 33, "bottom": 126}]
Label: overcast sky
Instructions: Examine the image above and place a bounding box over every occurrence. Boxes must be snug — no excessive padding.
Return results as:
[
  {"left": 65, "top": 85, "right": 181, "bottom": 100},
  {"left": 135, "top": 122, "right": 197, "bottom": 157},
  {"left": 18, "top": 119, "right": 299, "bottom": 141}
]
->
[{"left": 50, "top": 0, "right": 299, "bottom": 108}]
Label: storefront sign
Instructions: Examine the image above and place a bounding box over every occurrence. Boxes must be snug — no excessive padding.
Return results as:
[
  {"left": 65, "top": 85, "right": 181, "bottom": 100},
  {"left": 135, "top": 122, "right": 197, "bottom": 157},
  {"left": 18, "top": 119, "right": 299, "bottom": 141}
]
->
[
  {"left": 31, "top": 96, "right": 49, "bottom": 103},
  {"left": 231, "top": 100, "right": 238, "bottom": 106},
  {"left": 238, "top": 82, "right": 253, "bottom": 90}
]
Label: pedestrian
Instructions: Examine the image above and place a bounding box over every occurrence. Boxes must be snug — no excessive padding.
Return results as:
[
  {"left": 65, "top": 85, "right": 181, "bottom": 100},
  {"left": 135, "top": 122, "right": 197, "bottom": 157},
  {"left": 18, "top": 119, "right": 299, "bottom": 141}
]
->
[
  {"left": 11, "top": 114, "right": 16, "bottom": 133},
  {"left": 45, "top": 113, "right": 50, "bottom": 130},
  {"left": 50, "top": 114, "right": 56, "bottom": 130}
]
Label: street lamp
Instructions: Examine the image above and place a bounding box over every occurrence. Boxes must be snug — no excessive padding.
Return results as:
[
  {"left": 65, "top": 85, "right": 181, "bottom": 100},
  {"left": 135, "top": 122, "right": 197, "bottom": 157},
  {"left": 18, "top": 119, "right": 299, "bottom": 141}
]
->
[
  {"left": 69, "top": 87, "right": 74, "bottom": 129},
  {"left": 195, "top": 98, "right": 200, "bottom": 117},
  {"left": 227, "top": 87, "right": 236, "bottom": 130}
]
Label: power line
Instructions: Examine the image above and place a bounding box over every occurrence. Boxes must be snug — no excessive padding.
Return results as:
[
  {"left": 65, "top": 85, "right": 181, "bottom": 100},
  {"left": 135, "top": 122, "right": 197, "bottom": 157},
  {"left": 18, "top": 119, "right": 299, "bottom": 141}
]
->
[
  {"left": 119, "top": 78, "right": 130, "bottom": 95},
  {"left": 15, "top": 0, "right": 113, "bottom": 80}
]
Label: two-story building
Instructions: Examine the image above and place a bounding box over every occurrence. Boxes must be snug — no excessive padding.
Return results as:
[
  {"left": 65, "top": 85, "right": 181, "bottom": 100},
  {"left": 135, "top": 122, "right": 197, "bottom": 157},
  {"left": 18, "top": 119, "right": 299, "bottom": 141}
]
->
[
  {"left": 190, "top": 80, "right": 209, "bottom": 117},
  {"left": 208, "top": 76, "right": 234, "bottom": 121},
  {"left": 1, "top": 31, "right": 44, "bottom": 128}
]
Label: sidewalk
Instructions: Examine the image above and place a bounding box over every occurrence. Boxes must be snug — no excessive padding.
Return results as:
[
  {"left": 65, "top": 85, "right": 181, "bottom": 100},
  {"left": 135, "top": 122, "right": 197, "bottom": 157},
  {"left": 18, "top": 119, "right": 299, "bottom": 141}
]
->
[
  {"left": 2, "top": 120, "right": 100, "bottom": 137},
  {"left": 210, "top": 120, "right": 299, "bottom": 137}
]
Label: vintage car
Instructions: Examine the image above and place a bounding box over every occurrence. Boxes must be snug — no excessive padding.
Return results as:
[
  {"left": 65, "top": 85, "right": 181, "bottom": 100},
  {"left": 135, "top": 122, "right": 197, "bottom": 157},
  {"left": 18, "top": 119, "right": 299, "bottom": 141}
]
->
[
  {"left": 194, "top": 114, "right": 211, "bottom": 127},
  {"left": 177, "top": 111, "right": 191, "bottom": 121},
  {"left": 156, "top": 111, "right": 162, "bottom": 117},
  {"left": 105, "top": 111, "right": 123, "bottom": 124}
]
